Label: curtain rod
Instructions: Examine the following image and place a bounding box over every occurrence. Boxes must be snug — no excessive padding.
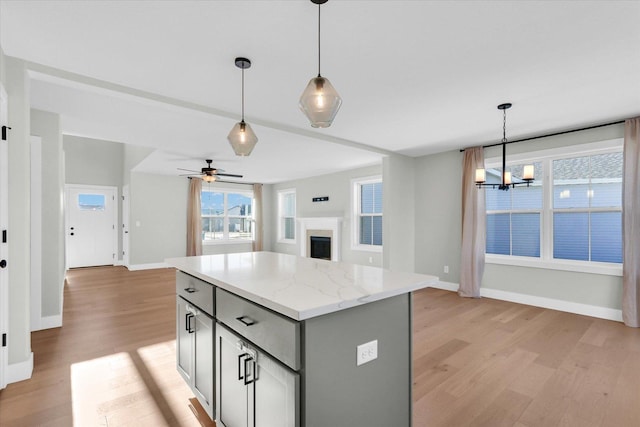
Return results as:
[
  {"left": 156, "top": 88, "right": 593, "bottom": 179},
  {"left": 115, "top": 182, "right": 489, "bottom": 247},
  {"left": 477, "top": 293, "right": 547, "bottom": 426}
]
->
[{"left": 460, "top": 119, "right": 625, "bottom": 152}]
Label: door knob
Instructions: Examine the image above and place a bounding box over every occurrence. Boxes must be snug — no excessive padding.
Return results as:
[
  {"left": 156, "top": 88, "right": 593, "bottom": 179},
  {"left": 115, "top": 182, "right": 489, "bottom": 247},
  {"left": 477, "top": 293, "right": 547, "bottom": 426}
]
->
[
  {"left": 0, "top": 259, "right": 6, "bottom": 268},
  {"left": 70, "top": 227, "right": 74, "bottom": 230},
  {"left": 70, "top": 233, "right": 74, "bottom": 236}
]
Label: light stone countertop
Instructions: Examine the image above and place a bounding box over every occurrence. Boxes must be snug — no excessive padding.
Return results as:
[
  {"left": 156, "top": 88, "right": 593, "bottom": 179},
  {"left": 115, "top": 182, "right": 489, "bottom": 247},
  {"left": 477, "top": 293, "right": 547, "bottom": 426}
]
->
[{"left": 167, "top": 251, "right": 438, "bottom": 321}]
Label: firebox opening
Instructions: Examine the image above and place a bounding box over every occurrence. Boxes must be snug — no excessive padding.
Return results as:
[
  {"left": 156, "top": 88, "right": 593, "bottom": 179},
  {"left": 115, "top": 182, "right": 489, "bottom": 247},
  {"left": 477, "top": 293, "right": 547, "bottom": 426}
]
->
[{"left": 310, "top": 236, "right": 331, "bottom": 260}]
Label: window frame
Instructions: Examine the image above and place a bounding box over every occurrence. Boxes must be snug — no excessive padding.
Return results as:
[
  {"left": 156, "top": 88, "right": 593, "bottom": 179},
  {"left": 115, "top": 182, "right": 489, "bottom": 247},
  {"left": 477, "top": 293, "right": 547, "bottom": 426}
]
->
[
  {"left": 484, "top": 138, "right": 623, "bottom": 276},
  {"left": 201, "top": 188, "right": 254, "bottom": 245},
  {"left": 351, "top": 175, "right": 383, "bottom": 253},
  {"left": 277, "top": 188, "right": 297, "bottom": 244}
]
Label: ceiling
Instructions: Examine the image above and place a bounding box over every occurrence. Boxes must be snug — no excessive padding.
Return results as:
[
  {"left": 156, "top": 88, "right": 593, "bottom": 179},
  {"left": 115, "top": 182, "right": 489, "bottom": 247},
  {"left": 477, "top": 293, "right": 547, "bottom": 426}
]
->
[{"left": 1, "top": 1, "right": 639, "bottom": 184}]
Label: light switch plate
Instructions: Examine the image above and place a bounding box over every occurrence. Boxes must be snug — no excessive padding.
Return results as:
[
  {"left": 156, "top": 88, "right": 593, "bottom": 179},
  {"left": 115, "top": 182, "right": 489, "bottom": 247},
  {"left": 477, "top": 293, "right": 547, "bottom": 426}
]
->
[{"left": 357, "top": 340, "right": 378, "bottom": 366}]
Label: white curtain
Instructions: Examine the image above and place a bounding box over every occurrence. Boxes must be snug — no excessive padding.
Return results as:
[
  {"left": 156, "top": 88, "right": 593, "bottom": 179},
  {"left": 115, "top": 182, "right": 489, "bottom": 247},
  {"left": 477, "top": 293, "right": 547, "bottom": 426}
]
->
[
  {"left": 252, "top": 183, "right": 263, "bottom": 252},
  {"left": 622, "top": 117, "right": 640, "bottom": 327},
  {"left": 459, "top": 147, "right": 485, "bottom": 298},
  {"left": 186, "top": 178, "right": 202, "bottom": 256}
]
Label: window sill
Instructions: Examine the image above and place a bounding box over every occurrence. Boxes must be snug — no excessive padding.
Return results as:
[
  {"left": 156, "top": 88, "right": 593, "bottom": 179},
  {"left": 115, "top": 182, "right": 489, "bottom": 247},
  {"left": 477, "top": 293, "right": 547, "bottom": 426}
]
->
[
  {"left": 351, "top": 244, "right": 383, "bottom": 253},
  {"left": 485, "top": 254, "right": 622, "bottom": 276},
  {"left": 277, "top": 239, "right": 296, "bottom": 245},
  {"left": 203, "top": 240, "right": 254, "bottom": 246}
]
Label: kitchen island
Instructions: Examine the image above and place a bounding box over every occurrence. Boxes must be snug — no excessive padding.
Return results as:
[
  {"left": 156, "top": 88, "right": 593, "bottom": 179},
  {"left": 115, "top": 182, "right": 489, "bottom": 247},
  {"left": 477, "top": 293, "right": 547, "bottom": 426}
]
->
[{"left": 167, "top": 251, "right": 438, "bottom": 427}]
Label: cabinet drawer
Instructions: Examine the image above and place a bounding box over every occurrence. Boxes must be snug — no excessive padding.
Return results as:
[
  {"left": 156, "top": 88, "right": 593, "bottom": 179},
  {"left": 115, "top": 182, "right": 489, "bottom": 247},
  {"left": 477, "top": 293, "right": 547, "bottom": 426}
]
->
[
  {"left": 176, "top": 271, "right": 214, "bottom": 317},
  {"left": 216, "top": 289, "right": 300, "bottom": 371}
]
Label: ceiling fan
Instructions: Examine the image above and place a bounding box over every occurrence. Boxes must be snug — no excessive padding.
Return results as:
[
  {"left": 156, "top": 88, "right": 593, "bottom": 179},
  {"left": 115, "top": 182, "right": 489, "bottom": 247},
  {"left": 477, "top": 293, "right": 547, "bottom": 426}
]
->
[{"left": 178, "top": 159, "right": 243, "bottom": 183}]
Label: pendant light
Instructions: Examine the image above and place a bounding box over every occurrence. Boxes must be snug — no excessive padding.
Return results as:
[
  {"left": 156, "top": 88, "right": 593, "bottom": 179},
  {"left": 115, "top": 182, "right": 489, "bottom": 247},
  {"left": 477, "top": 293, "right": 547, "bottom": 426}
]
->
[
  {"left": 299, "top": 0, "right": 342, "bottom": 128},
  {"left": 228, "top": 57, "right": 258, "bottom": 156},
  {"left": 475, "top": 103, "right": 534, "bottom": 190}
]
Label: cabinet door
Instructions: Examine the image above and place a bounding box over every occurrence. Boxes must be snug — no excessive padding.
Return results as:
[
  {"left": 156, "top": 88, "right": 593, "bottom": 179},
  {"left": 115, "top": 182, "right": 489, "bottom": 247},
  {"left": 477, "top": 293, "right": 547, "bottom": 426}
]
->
[
  {"left": 254, "top": 351, "right": 299, "bottom": 427},
  {"left": 176, "top": 298, "right": 193, "bottom": 382},
  {"left": 194, "top": 312, "right": 214, "bottom": 419},
  {"left": 217, "top": 325, "right": 249, "bottom": 427}
]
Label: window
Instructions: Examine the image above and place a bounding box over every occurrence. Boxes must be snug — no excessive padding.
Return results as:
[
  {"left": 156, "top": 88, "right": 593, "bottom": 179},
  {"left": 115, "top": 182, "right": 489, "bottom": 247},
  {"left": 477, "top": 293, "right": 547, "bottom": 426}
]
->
[
  {"left": 352, "top": 176, "right": 382, "bottom": 251},
  {"left": 484, "top": 140, "right": 623, "bottom": 275},
  {"left": 201, "top": 189, "right": 253, "bottom": 242},
  {"left": 78, "top": 194, "right": 106, "bottom": 211},
  {"left": 486, "top": 162, "right": 542, "bottom": 257},
  {"left": 278, "top": 189, "right": 296, "bottom": 243},
  {"left": 552, "top": 152, "right": 622, "bottom": 263}
]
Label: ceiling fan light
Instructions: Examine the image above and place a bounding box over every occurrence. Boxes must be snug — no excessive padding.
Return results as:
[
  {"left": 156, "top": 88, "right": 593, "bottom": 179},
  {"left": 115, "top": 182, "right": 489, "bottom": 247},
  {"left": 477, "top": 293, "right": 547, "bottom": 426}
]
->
[
  {"left": 299, "top": 76, "right": 342, "bottom": 128},
  {"left": 202, "top": 174, "right": 216, "bottom": 183},
  {"left": 227, "top": 120, "right": 258, "bottom": 156}
]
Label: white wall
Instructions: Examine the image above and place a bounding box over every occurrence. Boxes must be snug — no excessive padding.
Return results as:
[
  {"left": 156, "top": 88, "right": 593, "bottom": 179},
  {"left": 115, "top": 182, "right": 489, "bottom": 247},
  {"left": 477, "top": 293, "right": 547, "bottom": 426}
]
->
[
  {"left": 128, "top": 172, "right": 188, "bottom": 265},
  {"left": 414, "top": 150, "right": 462, "bottom": 282},
  {"left": 383, "top": 154, "right": 416, "bottom": 272},
  {"left": 64, "top": 135, "right": 124, "bottom": 186},
  {"left": 414, "top": 124, "right": 625, "bottom": 312},
  {"left": 31, "top": 109, "right": 65, "bottom": 323},
  {"left": 5, "top": 56, "right": 32, "bottom": 369},
  {"left": 269, "top": 164, "right": 383, "bottom": 267}
]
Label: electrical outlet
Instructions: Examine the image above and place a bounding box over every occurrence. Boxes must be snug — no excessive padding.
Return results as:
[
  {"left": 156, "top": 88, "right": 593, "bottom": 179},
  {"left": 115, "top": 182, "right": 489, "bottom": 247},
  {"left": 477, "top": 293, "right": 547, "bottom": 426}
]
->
[
  {"left": 357, "top": 340, "right": 378, "bottom": 366},
  {"left": 444, "top": 265, "right": 449, "bottom": 274}
]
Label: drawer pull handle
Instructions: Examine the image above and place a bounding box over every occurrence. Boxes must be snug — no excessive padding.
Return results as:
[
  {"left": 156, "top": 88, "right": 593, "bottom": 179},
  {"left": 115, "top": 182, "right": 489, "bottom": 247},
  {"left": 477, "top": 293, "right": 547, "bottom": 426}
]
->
[
  {"left": 184, "top": 287, "right": 196, "bottom": 293},
  {"left": 238, "top": 353, "right": 249, "bottom": 380},
  {"left": 244, "top": 356, "right": 257, "bottom": 385},
  {"left": 185, "top": 313, "right": 195, "bottom": 333},
  {"left": 236, "top": 316, "right": 256, "bottom": 327}
]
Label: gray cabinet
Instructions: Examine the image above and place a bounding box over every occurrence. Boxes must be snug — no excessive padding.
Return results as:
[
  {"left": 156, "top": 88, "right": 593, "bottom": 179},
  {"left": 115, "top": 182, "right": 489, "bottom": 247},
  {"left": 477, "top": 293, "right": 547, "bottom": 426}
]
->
[
  {"left": 175, "top": 269, "right": 413, "bottom": 427},
  {"left": 176, "top": 297, "right": 193, "bottom": 382},
  {"left": 176, "top": 271, "right": 216, "bottom": 420},
  {"left": 176, "top": 297, "right": 214, "bottom": 419},
  {"left": 216, "top": 324, "right": 298, "bottom": 427}
]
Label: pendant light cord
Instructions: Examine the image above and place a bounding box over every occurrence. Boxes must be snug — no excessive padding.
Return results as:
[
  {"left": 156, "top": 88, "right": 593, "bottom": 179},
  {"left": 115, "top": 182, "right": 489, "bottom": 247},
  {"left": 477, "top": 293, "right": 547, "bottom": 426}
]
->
[
  {"left": 241, "top": 66, "right": 245, "bottom": 122},
  {"left": 317, "top": 2, "right": 321, "bottom": 77},
  {"left": 502, "top": 108, "right": 507, "bottom": 143}
]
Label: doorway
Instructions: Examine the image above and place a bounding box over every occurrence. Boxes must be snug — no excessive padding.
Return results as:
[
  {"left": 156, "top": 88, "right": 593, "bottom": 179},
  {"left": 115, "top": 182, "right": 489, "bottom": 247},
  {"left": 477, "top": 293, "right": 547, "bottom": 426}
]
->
[{"left": 65, "top": 185, "right": 118, "bottom": 268}]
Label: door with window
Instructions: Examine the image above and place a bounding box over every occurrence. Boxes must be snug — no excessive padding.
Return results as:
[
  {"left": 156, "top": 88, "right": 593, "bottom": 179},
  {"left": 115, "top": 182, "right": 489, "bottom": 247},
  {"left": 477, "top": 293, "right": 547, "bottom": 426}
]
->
[{"left": 66, "top": 185, "right": 117, "bottom": 268}]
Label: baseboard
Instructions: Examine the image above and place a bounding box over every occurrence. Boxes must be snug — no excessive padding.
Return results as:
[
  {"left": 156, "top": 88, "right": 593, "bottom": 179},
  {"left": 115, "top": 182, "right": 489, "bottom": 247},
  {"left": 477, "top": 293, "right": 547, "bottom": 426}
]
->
[
  {"left": 41, "top": 315, "right": 63, "bottom": 330},
  {"left": 6, "top": 352, "right": 33, "bottom": 385},
  {"left": 429, "top": 281, "right": 459, "bottom": 292},
  {"left": 114, "top": 260, "right": 124, "bottom": 266},
  {"left": 31, "top": 314, "right": 63, "bottom": 332},
  {"left": 127, "top": 262, "right": 169, "bottom": 271},
  {"left": 428, "top": 281, "right": 623, "bottom": 322}
]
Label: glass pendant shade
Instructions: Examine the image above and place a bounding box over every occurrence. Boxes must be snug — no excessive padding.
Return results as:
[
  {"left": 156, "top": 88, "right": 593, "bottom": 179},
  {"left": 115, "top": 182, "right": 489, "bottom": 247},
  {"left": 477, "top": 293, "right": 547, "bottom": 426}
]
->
[
  {"left": 227, "top": 120, "right": 258, "bottom": 157},
  {"left": 299, "top": 76, "right": 342, "bottom": 128},
  {"left": 202, "top": 174, "right": 216, "bottom": 183}
]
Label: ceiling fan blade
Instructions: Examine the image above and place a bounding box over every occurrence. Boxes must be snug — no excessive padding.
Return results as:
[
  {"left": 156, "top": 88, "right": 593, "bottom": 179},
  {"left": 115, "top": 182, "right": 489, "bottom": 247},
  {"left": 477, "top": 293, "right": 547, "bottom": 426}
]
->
[
  {"left": 216, "top": 172, "right": 243, "bottom": 178},
  {"left": 179, "top": 173, "right": 202, "bottom": 177},
  {"left": 177, "top": 168, "right": 201, "bottom": 173}
]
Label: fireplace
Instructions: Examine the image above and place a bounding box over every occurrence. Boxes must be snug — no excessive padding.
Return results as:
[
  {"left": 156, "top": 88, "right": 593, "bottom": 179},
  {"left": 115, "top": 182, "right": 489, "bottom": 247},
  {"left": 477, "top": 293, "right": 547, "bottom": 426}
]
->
[
  {"left": 298, "top": 217, "right": 342, "bottom": 261},
  {"left": 310, "top": 236, "right": 331, "bottom": 260}
]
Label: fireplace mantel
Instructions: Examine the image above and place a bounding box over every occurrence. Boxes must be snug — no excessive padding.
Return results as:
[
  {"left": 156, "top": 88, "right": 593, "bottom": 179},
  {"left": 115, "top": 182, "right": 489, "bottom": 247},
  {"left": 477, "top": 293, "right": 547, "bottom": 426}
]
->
[{"left": 297, "top": 217, "right": 343, "bottom": 261}]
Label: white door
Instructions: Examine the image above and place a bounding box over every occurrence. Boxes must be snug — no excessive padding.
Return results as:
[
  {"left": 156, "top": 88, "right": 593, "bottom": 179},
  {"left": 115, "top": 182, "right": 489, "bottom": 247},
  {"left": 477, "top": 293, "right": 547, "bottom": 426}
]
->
[
  {"left": 0, "top": 83, "right": 9, "bottom": 389},
  {"left": 66, "top": 185, "right": 117, "bottom": 268}
]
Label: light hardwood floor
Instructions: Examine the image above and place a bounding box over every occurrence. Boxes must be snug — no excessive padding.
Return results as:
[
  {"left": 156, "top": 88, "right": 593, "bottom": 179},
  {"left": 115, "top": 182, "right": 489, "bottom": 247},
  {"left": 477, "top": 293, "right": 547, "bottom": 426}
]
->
[
  {"left": 412, "top": 288, "right": 640, "bottom": 427},
  {"left": 1, "top": 266, "right": 639, "bottom": 426},
  {"left": 0, "top": 266, "right": 211, "bottom": 427}
]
